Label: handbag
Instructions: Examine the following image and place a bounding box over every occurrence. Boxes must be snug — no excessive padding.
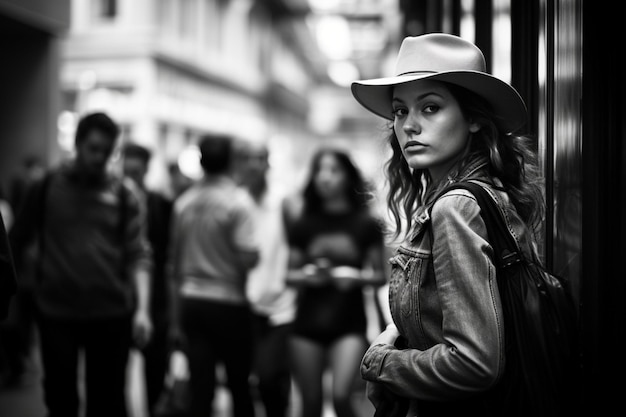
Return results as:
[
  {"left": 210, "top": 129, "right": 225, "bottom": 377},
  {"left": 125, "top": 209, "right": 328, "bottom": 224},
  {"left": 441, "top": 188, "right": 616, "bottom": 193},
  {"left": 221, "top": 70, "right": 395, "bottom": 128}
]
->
[
  {"left": 154, "top": 350, "right": 191, "bottom": 417},
  {"left": 437, "top": 181, "right": 580, "bottom": 417}
]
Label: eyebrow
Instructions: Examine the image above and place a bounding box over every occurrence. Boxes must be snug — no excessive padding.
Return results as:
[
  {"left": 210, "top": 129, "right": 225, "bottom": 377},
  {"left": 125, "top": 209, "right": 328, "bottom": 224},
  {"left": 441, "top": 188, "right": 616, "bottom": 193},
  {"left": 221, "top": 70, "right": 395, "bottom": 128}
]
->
[{"left": 392, "top": 91, "right": 445, "bottom": 104}]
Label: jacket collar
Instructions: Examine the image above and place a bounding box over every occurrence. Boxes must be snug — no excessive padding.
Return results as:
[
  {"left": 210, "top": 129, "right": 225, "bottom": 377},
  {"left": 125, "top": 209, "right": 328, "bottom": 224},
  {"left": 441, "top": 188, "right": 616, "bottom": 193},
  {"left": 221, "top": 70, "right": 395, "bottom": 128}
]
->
[{"left": 409, "top": 156, "right": 492, "bottom": 242}]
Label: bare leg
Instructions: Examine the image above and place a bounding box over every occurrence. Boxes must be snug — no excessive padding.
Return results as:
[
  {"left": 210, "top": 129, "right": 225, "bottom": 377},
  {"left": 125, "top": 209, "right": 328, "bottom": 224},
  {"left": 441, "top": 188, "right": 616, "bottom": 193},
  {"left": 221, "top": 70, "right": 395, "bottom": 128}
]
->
[
  {"left": 289, "top": 336, "right": 326, "bottom": 417},
  {"left": 328, "top": 334, "right": 368, "bottom": 417}
]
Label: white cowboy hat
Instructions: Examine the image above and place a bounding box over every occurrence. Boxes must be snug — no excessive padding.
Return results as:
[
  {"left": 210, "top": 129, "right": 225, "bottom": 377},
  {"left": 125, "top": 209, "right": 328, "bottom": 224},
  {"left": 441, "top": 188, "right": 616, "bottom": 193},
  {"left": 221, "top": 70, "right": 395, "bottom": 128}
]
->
[{"left": 351, "top": 33, "right": 527, "bottom": 133}]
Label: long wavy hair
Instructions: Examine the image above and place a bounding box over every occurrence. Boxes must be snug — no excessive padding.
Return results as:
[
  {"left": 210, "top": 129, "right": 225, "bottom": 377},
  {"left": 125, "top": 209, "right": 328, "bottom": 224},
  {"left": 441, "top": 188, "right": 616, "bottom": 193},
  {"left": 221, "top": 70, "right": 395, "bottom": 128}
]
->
[
  {"left": 302, "top": 148, "right": 373, "bottom": 215},
  {"left": 385, "top": 83, "right": 545, "bottom": 239}
]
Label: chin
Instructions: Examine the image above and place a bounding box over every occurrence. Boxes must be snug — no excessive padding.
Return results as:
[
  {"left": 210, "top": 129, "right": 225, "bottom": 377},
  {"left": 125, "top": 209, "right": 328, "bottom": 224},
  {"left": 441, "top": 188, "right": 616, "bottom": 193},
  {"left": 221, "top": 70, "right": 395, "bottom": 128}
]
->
[{"left": 405, "top": 158, "right": 428, "bottom": 171}]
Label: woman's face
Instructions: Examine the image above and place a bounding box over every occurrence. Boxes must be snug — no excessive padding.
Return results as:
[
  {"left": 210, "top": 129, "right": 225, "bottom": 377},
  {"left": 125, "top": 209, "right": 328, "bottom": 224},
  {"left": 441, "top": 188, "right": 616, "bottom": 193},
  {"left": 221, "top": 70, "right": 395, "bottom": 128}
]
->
[
  {"left": 314, "top": 153, "right": 348, "bottom": 200},
  {"left": 392, "top": 80, "right": 479, "bottom": 183}
]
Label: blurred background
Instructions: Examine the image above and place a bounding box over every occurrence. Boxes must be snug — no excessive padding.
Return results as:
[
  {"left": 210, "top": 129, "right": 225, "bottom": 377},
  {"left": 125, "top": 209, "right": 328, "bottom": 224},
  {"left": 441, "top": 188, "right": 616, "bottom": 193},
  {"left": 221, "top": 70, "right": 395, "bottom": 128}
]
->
[{"left": 0, "top": 0, "right": 520, "bottom": 210}]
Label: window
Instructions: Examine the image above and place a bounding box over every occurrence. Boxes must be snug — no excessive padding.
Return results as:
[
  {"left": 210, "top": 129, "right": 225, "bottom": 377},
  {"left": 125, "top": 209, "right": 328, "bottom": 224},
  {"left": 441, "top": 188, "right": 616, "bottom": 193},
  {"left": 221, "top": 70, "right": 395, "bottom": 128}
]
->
[{"left": 92, "top": 0, "right": 118, "bottom": 22}]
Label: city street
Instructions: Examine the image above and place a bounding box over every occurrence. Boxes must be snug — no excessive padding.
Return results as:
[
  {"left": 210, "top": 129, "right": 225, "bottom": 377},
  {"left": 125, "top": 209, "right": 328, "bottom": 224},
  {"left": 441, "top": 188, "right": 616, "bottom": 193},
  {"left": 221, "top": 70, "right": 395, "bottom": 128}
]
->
[
  {"left": 0, "top": 348, "right": 239, "bottom": 417},
  {"left": 0, "top": 345, "right": 374, "bottom": 417}
]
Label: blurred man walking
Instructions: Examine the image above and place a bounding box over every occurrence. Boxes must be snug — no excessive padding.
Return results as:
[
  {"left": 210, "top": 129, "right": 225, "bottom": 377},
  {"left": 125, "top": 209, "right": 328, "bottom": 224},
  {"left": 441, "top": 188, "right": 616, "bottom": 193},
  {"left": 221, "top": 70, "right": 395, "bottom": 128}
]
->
[
  {"left": 235, "top": 140, "right": 297, "bottom": 417},
  {"left": 9, "top": 112, "right": 153, "bottom": 417},
  {"left": 167, "top": 134, "right": 259, "bottom": 417},
  {"left": 122, "top": 142, "right": 173, "bottom": 417}
]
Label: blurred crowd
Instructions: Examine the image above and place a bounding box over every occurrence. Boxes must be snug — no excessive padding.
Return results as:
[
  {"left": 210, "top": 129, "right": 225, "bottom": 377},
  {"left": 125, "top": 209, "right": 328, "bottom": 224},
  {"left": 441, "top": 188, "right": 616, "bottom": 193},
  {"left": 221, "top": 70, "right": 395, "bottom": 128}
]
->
[{"left": 0, "top": 111, "right": 389, "bottom": 417}]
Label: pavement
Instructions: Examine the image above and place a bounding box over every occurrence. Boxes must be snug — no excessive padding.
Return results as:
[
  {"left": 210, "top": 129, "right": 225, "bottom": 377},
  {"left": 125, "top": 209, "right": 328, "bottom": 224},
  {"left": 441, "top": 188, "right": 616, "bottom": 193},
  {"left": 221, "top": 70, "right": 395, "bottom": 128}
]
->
[
  {"left": 0, "top": 349, "right": 230, "bottom": 417},
  {"left": 0, "top": 345, "right": 375, "bottom": 417},
  {"left": 0, "top": 347, "right": 47, "bottom": 417}
]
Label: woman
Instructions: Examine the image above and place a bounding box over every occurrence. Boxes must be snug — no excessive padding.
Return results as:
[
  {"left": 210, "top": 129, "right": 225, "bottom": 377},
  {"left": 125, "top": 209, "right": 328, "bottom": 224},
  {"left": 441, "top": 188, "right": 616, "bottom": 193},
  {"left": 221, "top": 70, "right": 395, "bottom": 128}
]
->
[
  {"left": 285, "top": 147, "right": 387, "bottom": 417},
  {"left": 351, "top": 33, "right": 545, "bottom": 416}
]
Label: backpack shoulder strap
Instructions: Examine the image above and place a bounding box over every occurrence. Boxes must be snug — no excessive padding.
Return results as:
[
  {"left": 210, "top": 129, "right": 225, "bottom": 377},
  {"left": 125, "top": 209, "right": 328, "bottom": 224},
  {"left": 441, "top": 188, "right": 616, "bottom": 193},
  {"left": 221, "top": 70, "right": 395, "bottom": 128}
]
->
[{"left": 437, "top": 182, "right": 522, "bottom": 269}]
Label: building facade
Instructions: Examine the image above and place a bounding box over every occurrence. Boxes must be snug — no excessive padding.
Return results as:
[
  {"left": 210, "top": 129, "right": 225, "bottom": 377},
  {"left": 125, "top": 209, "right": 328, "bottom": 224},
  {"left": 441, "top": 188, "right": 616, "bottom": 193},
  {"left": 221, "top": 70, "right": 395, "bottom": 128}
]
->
[
  {"left": 0, "top": 0, "right": 70, "bottom": 186},
  {"left": 59, "top": 0, "right": 322, "bottom": 194}
]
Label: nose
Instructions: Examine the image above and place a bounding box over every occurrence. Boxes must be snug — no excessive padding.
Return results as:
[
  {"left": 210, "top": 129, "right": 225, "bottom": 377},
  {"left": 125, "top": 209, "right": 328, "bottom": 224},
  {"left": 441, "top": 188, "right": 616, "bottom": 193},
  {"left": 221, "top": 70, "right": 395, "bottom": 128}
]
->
[
  {"left": 402, "top": 111, "right": 421, "bottom": 136},
  {"left": 95, "top": 151, "right": 109, "bottom": 164},
  {"left": 316, "top": 172, "right": 331, "bottom": 185}
]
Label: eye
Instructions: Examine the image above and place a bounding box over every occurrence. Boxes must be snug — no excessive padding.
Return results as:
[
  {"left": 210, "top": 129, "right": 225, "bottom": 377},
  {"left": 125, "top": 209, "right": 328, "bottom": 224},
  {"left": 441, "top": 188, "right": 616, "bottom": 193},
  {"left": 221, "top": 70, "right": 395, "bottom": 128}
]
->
[
  {"left": 392, "top": 107, "right": 408, "bottom": 118},
  {"left": 423, "top": 104, "right": 440, "bottom": 113}
]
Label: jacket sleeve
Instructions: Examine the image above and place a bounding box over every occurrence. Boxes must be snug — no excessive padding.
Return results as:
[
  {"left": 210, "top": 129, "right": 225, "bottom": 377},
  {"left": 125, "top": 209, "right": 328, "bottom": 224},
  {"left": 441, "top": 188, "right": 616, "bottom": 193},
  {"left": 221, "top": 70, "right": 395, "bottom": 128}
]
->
[{"left": 361, "top": 192, "right": 505, "bottom": 401}]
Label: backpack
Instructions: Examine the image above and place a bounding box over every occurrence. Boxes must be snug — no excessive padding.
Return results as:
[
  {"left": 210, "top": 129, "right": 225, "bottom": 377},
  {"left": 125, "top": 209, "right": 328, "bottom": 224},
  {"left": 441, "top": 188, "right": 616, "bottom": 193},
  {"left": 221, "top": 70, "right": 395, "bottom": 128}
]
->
[{"left": 437, "top": 181, "right": 580, "bottom": 417}]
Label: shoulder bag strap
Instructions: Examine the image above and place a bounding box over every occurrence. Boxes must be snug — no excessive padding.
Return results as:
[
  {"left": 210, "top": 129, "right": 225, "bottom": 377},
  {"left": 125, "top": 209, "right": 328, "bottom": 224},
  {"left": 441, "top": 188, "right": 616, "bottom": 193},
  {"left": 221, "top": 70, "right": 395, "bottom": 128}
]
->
[{"left": 435, "top": 182, "right": 522, "bottom": 269}]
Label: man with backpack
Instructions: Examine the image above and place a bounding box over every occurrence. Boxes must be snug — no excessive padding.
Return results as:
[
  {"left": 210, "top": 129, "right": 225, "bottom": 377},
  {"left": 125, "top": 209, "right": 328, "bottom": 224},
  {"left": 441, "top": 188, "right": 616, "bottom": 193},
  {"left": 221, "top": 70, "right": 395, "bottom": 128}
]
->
[{"left": 9, "top": 112, "right": 153, "bottom": 417}]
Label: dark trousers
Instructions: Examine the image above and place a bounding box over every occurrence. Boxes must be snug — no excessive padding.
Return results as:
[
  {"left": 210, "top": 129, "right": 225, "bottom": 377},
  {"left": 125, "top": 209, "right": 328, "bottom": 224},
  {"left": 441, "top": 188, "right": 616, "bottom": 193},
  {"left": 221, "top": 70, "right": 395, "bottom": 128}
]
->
[
  {"left": 140, "top": 312, "right": 169, "bottom": 417},
  {"left": 181, "top": 298, "right": 256, "bottom": 417},
  {"left": 36, "top": 313, "right": 132, "bottom": 417},
  {"left": 0, "top": 285, "right": 35, "bottom": 382},
  {"left": 252, "top": 313, "right": 293, "bottom": 417},
  {"left": 0, "top": 260, "right": 37, "bottom": 385}
]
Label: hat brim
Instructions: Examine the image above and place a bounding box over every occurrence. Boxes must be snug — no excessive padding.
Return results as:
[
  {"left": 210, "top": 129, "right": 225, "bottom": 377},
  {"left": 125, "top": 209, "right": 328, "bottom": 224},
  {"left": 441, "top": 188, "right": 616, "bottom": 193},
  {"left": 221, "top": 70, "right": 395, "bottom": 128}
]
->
[{"left": 351, "top": 71, "right": 527, "bottom": 133}]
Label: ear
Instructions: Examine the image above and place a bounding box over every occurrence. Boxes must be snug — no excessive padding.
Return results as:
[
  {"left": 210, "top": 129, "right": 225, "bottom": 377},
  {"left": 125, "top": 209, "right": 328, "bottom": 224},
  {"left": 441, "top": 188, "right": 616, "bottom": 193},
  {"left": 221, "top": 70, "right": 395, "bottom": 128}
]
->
[{"left": 469, "top": 122, "right": 481, "bottom": 133}]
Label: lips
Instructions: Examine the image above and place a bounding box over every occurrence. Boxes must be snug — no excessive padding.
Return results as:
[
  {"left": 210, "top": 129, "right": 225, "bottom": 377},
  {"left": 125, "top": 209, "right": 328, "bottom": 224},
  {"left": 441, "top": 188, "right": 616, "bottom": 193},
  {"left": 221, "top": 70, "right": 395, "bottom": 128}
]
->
[{"left": 404, "top": 140, "right": 426, "bottom": 150}]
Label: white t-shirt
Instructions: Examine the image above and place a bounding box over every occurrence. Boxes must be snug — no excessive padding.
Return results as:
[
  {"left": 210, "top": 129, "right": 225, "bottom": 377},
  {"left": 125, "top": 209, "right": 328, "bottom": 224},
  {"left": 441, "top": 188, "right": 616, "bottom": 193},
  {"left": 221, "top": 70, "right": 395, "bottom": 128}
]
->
[{"left": 245, "top": 188, "right": 296, "bottom": 326}]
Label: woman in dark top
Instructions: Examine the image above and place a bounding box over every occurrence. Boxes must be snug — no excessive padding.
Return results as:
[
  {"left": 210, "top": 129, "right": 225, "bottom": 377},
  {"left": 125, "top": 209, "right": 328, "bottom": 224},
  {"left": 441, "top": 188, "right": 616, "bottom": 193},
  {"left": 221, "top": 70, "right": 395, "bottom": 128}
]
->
[{"left": 286, "top": 147, "right": 387, "bottom": 417}]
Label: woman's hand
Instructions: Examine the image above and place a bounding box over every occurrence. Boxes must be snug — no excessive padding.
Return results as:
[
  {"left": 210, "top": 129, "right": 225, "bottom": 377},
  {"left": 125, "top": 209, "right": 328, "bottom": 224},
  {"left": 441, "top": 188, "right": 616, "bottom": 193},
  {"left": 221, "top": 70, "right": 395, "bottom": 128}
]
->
[
  {"left": 361, "top": 323, "right": 410, "bottom": 415},
  {"left": 370, "top": 323, "right": 401, "bottom": 347},
  {"left": 312, "top": 258, "right": 332, "bottom": 284},
  {"left": 327, "top": 265, "right": 387, "bottom": 290},
  {"left": 329, "top": 266, "right": 361, "bottom": 290},
  {"left": 287, "top": 261, "right": 331, "bottom": 287}
]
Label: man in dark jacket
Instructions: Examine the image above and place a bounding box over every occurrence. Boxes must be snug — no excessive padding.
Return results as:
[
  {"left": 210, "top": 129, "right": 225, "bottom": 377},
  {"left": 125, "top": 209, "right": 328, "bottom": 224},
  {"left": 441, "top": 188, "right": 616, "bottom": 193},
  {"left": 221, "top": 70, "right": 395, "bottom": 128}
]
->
[
  {"left": 122, "top": 142, "right": 173, "bottom": 417},
  {"left": 9, "top": 112, "right": 153, "bottom": 417}
]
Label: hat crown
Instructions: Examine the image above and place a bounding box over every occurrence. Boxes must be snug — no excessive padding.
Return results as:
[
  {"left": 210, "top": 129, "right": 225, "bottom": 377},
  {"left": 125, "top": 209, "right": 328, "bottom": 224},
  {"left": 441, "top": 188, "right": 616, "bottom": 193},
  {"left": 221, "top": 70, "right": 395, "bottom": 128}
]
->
[
  {"left": 395, "top": 33, "right": 486, "bottom": 76},
  {"left": 351, "top": 33, "right": 527, "bottom": 132}
]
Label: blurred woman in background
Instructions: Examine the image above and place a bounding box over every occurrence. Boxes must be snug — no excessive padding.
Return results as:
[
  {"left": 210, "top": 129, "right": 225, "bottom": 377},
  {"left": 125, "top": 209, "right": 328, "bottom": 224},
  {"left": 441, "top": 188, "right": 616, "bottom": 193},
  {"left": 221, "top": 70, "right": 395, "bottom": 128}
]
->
[{"left": 285, "top": 147, "right": 387, "bottom": 417}]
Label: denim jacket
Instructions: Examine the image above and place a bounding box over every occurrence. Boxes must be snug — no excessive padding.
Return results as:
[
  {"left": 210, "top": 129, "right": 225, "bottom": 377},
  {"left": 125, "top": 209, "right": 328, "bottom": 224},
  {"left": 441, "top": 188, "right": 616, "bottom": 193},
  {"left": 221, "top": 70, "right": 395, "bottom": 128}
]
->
[{"left": 361, "top": 162, "right": 538, "bottom": 416}]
